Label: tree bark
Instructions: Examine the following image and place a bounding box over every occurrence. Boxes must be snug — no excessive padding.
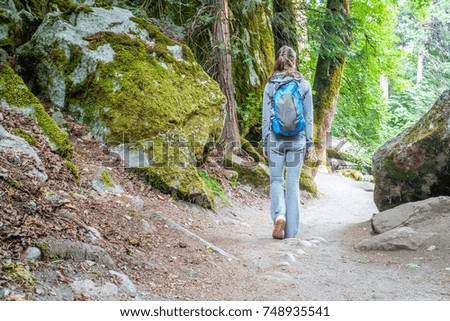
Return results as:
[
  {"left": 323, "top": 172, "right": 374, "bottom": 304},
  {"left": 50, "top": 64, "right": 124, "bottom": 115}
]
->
[
  {"left": 212, "top": 0, "right": 241, "bottom": 150},
  {"left": 272, "top": 0, "right": 306, "bottom": 56},
  {"left": 313, "top": 0, "right": 351, "bottom": 164}
]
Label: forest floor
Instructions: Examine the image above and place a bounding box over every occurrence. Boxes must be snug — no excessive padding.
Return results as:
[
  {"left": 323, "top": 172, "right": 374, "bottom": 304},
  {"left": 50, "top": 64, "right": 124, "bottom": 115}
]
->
[{"left": 1, "top": 108, "right": 449, "bottom": 301}]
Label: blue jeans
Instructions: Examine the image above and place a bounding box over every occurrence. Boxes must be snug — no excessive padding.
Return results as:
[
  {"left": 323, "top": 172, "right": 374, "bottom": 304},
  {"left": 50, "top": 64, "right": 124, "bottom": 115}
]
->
[{"left": 268, "top": 131, "right": 306, "bottom": 238}]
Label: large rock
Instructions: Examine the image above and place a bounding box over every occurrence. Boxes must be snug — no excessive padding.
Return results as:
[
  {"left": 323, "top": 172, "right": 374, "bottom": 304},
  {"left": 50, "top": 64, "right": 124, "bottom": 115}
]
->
[
  {"left": 225, "top": 152, "right": 270, "bottom": 194},
  {"left": 356, "top": 227, "right": 425, "bottom": 251},
  {"left": 0, "top": 125, "right": 48, "bottom": 182},
  {"left": 373, "top": 90, "right": 450, "bottom": 211},
  {"left": 38, "top": 237, "right": 115, "bottom": 268},
  {"left": 0, "top": 64, "right": 73, "bottom": 158},
  {"left": 371, "top": 196, "right": 450, "bottom": 234},
  {"left": 17, "top": 7, "right": 225, "bottom": 208},
  {"left": 358, "top": 197, "right": 450, "bottom": 251}
]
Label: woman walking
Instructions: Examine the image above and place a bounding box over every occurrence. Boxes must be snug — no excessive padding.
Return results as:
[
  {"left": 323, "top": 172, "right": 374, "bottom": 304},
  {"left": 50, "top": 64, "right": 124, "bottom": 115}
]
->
[{"left": 262, "top": 45, "right": 314, "bottom": 239}]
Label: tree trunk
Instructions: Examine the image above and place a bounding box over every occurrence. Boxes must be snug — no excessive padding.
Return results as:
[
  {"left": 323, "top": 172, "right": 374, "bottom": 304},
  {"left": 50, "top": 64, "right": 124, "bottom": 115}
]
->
[
  {"left": 272, "top": 0, "right": 305, "bottom": 56},
  {"left": 212, "top": 0, "right": 241, "bottom": 150},
  {"left": 313, "top": 0, "right": 351, "bottom": 164}
]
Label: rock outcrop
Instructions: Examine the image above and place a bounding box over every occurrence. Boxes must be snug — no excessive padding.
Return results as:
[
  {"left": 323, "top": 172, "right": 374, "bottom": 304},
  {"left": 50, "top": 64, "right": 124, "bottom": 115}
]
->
[
  {"left": 357, "top": 196, "right": 450, "bottom": 251},
  {"left": 16, "top": 6, "right": 225, "bottom": 208},
  {"left": 373, "top": 90, "right": 450, "bottom": 211},
  {"left": 0, "top": 125, "right": 48, "bottom": 182},
  {"left": 0, "top": 64, "right": 73, "bottom": 158}
]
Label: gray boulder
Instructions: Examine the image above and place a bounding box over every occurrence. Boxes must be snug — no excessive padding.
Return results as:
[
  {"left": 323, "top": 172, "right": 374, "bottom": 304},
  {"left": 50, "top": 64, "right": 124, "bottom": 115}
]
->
[
  {"left": 356, "top": 227, "right": 425, "bottom": 251},
  {"left": 371, "top": 196, "right": 450, "bottom": 234},
  {"left": 38, "top": 237, "right": 115, "bottom": 268},
  {"left": 92, "top": 168, "right": 124, "bottom": 195},
  {"left": 359, "top": 197, "right": 450, "bottom": 251},
  {"left": 0, "top": 125, "right": 48, "bottom": 182},
  {"left": 17, "top": 7, "right": 224, "bottom": 208},
  {"left": 373, "top": 90, "right": 450, "bottom": 211}
]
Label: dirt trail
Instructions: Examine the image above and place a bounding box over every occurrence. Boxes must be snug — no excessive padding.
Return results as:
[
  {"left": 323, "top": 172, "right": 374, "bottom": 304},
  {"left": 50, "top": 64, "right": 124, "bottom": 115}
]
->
[{"left": 205, "top": 172, "right": 450, "bottom": 300}]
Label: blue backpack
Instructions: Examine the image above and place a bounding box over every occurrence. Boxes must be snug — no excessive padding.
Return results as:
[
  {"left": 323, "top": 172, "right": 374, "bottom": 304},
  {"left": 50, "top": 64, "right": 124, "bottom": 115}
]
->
[{"left": 271, "top": 80, "right": 305, "bottom": 136}]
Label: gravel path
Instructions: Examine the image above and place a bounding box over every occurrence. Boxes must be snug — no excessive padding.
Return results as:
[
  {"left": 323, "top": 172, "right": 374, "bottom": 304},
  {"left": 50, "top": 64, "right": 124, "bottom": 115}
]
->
[{"left": 207, "top": 172, "right": 450, "bottom": 300}]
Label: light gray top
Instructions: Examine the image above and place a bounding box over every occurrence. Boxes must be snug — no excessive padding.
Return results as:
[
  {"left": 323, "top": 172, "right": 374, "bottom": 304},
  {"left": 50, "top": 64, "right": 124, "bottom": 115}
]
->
[{"left": 261, "top": 73, "right": 314, "bottom": 152}]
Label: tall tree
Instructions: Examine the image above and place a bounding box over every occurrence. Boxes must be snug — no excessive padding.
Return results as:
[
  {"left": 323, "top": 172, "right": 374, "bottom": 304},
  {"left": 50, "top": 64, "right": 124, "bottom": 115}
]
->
[
  {"left": 212, "top": 0, "right": 240, "bottom": 150},
  {"left": 312, "top": 0, "right": 352, "bottom": 162},
  {"left": 272, "top": 0, "right": 299, "bottom": 54}
]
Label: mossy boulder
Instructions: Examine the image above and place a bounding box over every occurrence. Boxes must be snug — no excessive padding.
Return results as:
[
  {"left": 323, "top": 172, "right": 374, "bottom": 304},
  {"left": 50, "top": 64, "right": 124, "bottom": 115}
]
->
[
  {"left": 0, "top": 64, "right": 73, "bottom": 158},
  {"left": 17, "top": 7, "right": 225, "bottom": 207},
  {"left": 300, "top": 164, "right": 318, "bottom": 197},
  {"left": 225, "top": 152, "right": 270, "bottom": 194},
  {"left": 373, "top": 90, "right": 450, "bottom": 211},
  {"left": 0, "top": 0, "right": 40, "bottom": 54}
]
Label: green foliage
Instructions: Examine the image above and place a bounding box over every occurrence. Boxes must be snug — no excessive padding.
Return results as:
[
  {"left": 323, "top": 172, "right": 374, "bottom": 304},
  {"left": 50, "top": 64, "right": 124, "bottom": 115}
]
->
[
  {"left": 0, "top": 64, "right": 73, "bottom": 159},
  {"left": 12, "top": 128, "right": 37, "bottom": 146},
  {"left": 387, "top": 0, "right": 450, "bottom": 135},
  {"left": 2, "top": 261, "right": 36, "bottom": 285},
  {"left": 65, "top": 160, "right": 80, "bottom": 184},
  {"left": 100, "top": 170, "right": 114, "bottom": 188},
  {"left": 337, "top": 169, "right": 364, "bottom": 181},
  {"left": 197, "top": 169, "right": 231, "bottom": 206}
]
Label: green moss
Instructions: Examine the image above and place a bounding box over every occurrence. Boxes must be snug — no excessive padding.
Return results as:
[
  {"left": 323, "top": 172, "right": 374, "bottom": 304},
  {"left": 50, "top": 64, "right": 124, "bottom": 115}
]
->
[
  {"left": 337, "top": 169, "right": 364, "bottom": 181},
  {"left": 65, "top": 160, "right": 80, "bottom": 184},
  {"left": 0, "top": 64, "right": 73, "bottom": 158},
  {"left": 20, "top": 17, "right": 224, "bottom": 208},
  {"left": 2, "top": 261, "right": 36, "bottom": 285},
  {"left": 100, "top": 170, "right": 114, "bottom": 188},
  {"left": 300, "top": 170, "right": 318, "bottom": 197},
  {"left": 11, "top": 179, "right": 21, "bottom": 188},
  {"left": 240, "top": 136, "right": 265, "bottom": 163},
  {"left": 229, "top": 1, "right": 275, "bottom": 136},
  {"left": 37, "top": 241, "right": 49, "bottom": 258},
  {"left": 15, "top": 0, "right": 92, "bottom": 20},
  {"left": 71, "top": 30, "right": 224, "bottom": 147},
  {"left": 223, "top": 170, "right": 238, "bottom": 187},
  {"left": 198, "top": 169, "right": 231, "bottom": 206},
  {"left": 382, "top": 157, "right": 418, "bottom": 181},
  {"left": 139, "top": 164, "right": 215, "bottom": 209},
  {"left": 12, "top": 128, "right": 37, "bottom": 146},
  {"left": 93, "top": 0, "right": 113, "bottom": 9},
  {"left": 226, "top": 153, "right": 270, "bottom": 194}
]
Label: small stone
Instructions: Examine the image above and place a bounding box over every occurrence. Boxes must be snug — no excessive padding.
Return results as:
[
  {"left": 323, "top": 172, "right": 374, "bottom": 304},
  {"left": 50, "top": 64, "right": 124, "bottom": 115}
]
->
[
  {"left": 0, "top": 288, "right": 11, "bottom": 299},
  {"left": 141, "top": 219, "right": 157, "bottom": 234},
  {"left": 109, "top": 270, "right": 137, "bottom": 297},
  {"left": 46, "top": 194, "right": 60, "bottom": 202},
  {"left": 124, "top": 215, "right": 132, "bottom": 221},
  {"left": 128, "top": 196, "right": 144, "bottom": 209},
  {"left": 34, "top": 286, "right": 45, "bottom": 295},
  {"left": 24, "top": 247, "right": 42, "bottom": 260},
  {"left": 71, "top": 193, "right": 87, "bottom": 200},
  {"left": 28, "top": 201, "right": 37, "bottom": 208}
]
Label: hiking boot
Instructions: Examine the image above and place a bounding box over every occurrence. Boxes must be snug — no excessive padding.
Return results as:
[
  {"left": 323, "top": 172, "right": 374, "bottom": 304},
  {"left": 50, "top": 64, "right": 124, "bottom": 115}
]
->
[{"left": 272, "top": 215, "right": 286, "bottom": 240}]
